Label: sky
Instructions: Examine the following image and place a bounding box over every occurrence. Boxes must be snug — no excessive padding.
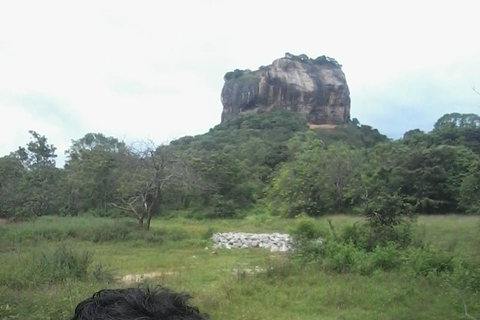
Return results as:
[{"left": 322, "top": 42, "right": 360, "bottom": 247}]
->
[{"left": 0, "top": 0, "right": 479, "bottom": 166}]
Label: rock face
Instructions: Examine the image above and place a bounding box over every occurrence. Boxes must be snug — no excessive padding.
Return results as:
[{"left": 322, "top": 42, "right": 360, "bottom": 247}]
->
[{"left": 221, "top": 53, "right": 350, "bottom": 126}]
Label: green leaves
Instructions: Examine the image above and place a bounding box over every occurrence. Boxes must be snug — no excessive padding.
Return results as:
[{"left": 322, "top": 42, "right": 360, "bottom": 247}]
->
[
  {"left": 65, "top": 133, "right": 127, "bottom": 215},
  {"left": 268, "top": 142, "right": 361, "bottom": 216}
]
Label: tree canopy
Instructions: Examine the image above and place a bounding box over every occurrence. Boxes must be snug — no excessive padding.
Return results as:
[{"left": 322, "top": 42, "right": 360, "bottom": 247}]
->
[{"left": 2, "top": 111, "right": 480, "bottom": 222}]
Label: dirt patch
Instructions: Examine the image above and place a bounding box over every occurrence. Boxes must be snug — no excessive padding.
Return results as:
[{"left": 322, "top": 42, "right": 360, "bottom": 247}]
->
[
  {"left": 120, "top": 271, "right": 180, "bottom": 283},
  {"left": 0, "top": 218, "right": 8, "bottom": 225}
]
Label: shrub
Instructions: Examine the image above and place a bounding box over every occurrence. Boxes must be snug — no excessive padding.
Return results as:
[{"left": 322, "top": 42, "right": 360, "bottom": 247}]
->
[
  {"left": 362, "top": 193, "right": 416, "bottom": 248},
  {"left": 340, "top": 223, "right": 369, "bottom": 248},
  {"left": 323, "top": 241, "right": 358, "bottom": 273},
  {"left": 371, "top": 242, "right": 400, "bottom": 271},
  {"left": 290, "top": 215, "right": 325, "bottom": 241},
  {"left": 449, "top": 260, "right": 480, "bottom": 294},
  {"left": 289, "top": 215, "right": 329, "bottom": 262},
  {"left": 408, "top": 247, "right": 455, "bottom": 276},
  {"left": 340, "top": 221, "right": 415, "bottom": 252}
]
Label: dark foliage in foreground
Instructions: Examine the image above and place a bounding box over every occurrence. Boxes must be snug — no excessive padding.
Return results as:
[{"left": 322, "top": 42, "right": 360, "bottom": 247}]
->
[{"left": 71, "top": 286, "right": 209, "bottom": 320}]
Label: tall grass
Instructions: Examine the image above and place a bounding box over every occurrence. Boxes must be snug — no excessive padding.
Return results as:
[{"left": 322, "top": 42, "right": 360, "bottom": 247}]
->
[
  {"left": 0, "top": 244, "right": 112, "bottom": 289},
  {"left": 0, "top": 216, "right": 194, "bottom": 245}
]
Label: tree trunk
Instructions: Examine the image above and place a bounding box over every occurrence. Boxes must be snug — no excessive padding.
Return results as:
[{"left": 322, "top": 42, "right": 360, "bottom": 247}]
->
[
  {"left": 69, "top": 185, "right": 76, "bottom": 216},
  {"left": 182, "top": 194, "right": 190, "bottom": 209},
  {"left": 146, "top": 214, "right": 152, "bottom": 231},
  {"left": 145, "top": 187, "right": 161, "bottom": 231},
  {"left": 138, "top": 216, "right": 144, "bottom": 228}
]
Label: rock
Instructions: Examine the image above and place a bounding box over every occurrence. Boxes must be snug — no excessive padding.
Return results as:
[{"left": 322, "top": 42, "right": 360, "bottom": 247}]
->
[
  {"left": 212, "top": 232, "right": 292, "bottom": 252},
  {"left": 221, "top": 53, "right": 350, "bottom": 126}
]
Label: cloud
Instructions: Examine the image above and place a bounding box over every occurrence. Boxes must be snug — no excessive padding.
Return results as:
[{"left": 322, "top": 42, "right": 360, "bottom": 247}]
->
[{"left": 352, "top": 60, "right": 480, "bottom": 138}]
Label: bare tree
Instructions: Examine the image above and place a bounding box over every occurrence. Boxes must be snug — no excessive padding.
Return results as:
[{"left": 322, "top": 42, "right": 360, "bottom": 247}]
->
[{"left": 111, "top": 141, "right": 208, "bottom": 230}]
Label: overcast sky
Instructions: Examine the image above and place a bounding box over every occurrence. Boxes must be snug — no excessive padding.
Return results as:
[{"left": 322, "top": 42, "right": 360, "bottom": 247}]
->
[{"left": 0, "top": 0, "right": 479, "bottom": 166}]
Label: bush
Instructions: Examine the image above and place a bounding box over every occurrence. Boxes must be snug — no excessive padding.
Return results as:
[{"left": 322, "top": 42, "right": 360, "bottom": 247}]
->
[
  {"left": 340, "top": 223, "right": 369, "bottom": 248},
  {"left": 322, "top": 241, "right": 358, "bottom": 273},
  {"left": 290, "top": 215, "right": 326, "bottom": 241},
  {"left": 291, "top": 221, "right": 407, "bottom": 275},
  {"left": 339, "top": 220, "right": 416, "bottom": 252},
  {"left": 362, "top": 193, "right": 416, "bottom": 248},
  {"left": 408, "top": 247, "right": 455, "bottom": 276},
  {"left": 371, "top": 242, "right": 400, "bottom": 271},
  {"left": 449, "top": 260, "right": 480, "bottom": 294}
]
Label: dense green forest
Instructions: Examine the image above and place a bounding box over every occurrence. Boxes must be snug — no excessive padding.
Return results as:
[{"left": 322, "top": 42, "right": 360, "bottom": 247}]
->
[{"left": 1, "top": 112, "right": 480, "bottom": 228}]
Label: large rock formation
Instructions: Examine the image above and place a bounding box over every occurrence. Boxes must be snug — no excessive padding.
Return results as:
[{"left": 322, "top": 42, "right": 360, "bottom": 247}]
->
[{"left": 221, "top": 53, "right": 350, "bottom": 126}]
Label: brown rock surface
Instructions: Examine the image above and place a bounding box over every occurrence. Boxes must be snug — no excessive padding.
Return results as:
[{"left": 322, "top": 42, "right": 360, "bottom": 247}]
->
[{"left": 221, "top": 54, "right": 350, "bottom": 125}]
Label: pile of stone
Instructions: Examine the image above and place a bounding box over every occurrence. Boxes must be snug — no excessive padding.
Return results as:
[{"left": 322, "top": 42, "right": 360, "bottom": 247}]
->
[{"left": 212, "top": 232, "right": 292, "bottom": 252}]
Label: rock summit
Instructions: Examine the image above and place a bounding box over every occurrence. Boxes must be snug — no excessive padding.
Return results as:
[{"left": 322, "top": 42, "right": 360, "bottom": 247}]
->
[{"left": 221, "top": 53, "right": 351, "bottom": 127}]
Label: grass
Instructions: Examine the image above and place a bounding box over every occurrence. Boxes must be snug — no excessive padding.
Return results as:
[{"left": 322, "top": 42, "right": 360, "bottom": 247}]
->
[
  {"left": 417, "top": 215, "right": 480, "bottom": 258},
  {"left": 0, "top": 215, "right": 479, "bottom": 319}
]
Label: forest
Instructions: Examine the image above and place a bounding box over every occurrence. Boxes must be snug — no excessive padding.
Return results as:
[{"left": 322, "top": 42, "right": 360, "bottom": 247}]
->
[{"left": 1, "top": 111, "right": 480, "bottom": 226}]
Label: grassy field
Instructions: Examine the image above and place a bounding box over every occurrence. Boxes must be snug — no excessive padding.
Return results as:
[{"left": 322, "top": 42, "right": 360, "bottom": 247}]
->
[{"left": 0, "top": 215, "right": 479, "bottom": 319}]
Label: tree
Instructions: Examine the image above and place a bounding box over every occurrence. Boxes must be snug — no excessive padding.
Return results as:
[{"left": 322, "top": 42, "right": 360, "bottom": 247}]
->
[
  {"left": 459, "top": 160, "right": 480, "bottom": 214},
  {"left": 190, "top": 152, "right": 251, "bottom": 217},
  {"left": 267, "top": 138, "right": 361, "bottom": 216},
  {"left": 324, "top": 143, "right": 363, "bottom": 210},
  {"left": 0, "top": 156, "right": 25, "bottom": 217},
  {"left": 65, "top": 133, "right": 127, "bottom": 215},
  {"left": 13, "top": 130, "right": 57, "bottom": 168},
  {"left": 363, "top": 193, "right": 415, "bottom": 228},
  {"left": 112, "top": 142, "right": 204, "bottom": 230},
  {"left": 431, "top": 113, "right": 480, "bottom": 154},
  {"left": 434, "top": 113, "right": 480, "bottom": 130},
  {"left": 10, "top": 131, "right": 64, "bottom": 217}
]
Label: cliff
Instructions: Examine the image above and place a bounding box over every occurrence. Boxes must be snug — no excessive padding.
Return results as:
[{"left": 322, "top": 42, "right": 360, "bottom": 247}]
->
[{"left": 221, "top": 53, "right": 350, "bottom": 126}]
